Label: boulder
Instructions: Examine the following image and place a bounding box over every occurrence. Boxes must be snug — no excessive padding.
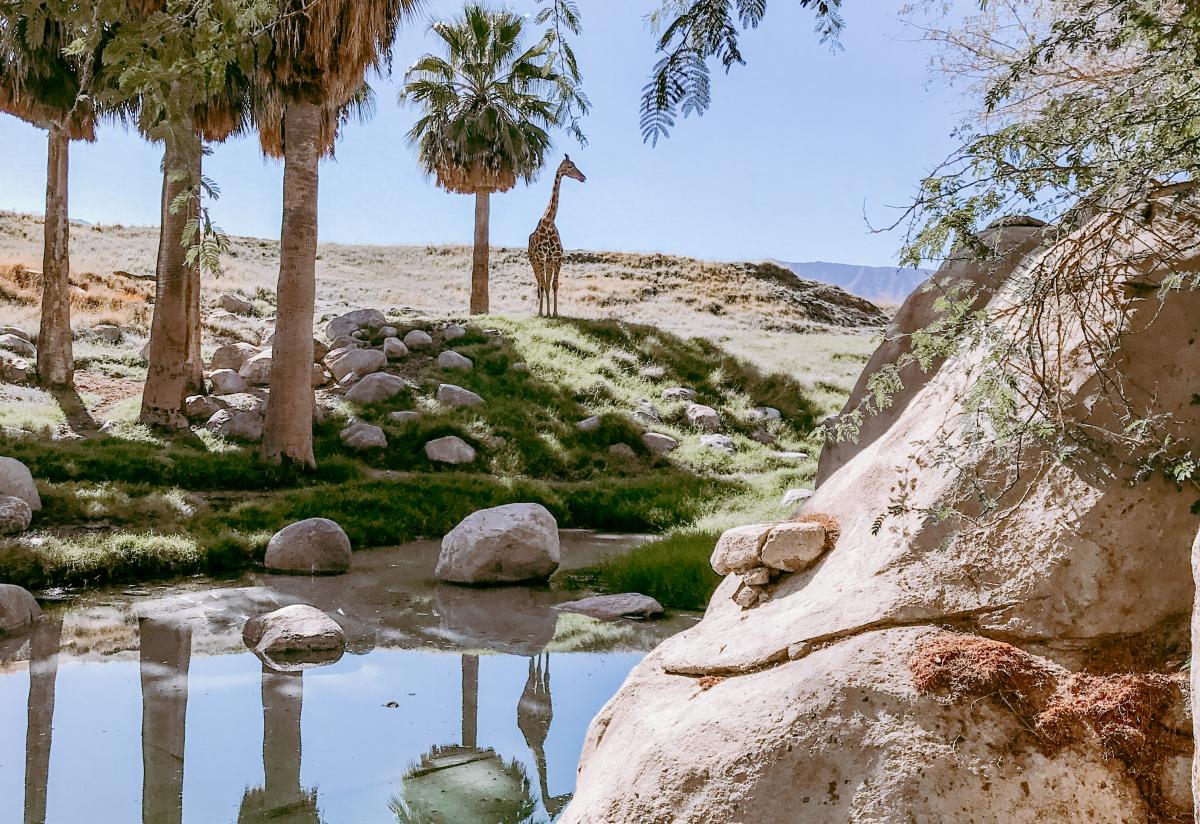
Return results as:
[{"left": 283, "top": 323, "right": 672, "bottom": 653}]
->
[
  {"left": 326, "top": 347, "right": 386, "bottom": 382},
  {"left": 685, "top": 403, "right": 722, "bottom": 432},
  {"left": 0, "top": 457, "right": 40, "bottom": 511},
  {"left": 264, "top": 518, "right": 352, "bottom": 574},
  {"left": 511, "top": 362, "right": 530, "bottom": 373},
  {"left": 204, "top": 408, "right": 264, "bottom": 441},
  {"left": 710, "top": 524, "right": 771, "bottom": 575},
  {"left": 237, "top": 350, "right": 274, "bottom": 385},
  {"left": 210, "top": 342, "right": 259, "bottom": 371},
  {"left": 209, "top": 368, "right": 249, "bottom": 395},
  {"left": 0, "top": 495, "right": 32, "bottom": 535},
  {"left": 312, "top": 339, "right": 329, "bottom": 363},
  {"left": 328, "top": 334, "right": 359, "bottom": 351},
  {"left": 217, "top": 293, "right": 255, "bottom": 315},
  {"left": 383, "top": 337, "right": 409, "bottom": 360},
  {"left": 404, "top": 329, "right": 434, "bottom": 349},
  {"left": 242, "top": 604, "right": 345, "bottom": 671},
  {"left": 325, "top": 308, "right": 386, "bottom": 340},
  {"left": 699, "top": 434, "right": 735, "bottom": 454},
  {"left": 0, "top": 354, "right": 31, "bottom": 384},
  {"left": 90, "top": 323, "right": 123, "bottom": 343},
  {"left": 609, "top": 443, "right": 637, "bottom": 459},
  {"left": 443, "top": 324, "right": 467, "bottom": 341},
  {"left": 0, "top": 334, "right": 35, "bottom": 357},
  {"left": 340, "top": 420, "right": 387, "bottom": 450},
  {"left": 311, "top": 363, "right": 328, "bottom": 387},
  {"left": 576, "top": 415, "right": 602, "bottom": 432},
  {"left": 759, "top": 521, "right": 827, "bottom": 572},
  {"left": 816, "top": 217, "right": 1048, "bottom": 486},
  {"left": 437, "top": 384, "right": 483, "bottom": 408},
  {"left": 425, "top": 435, "right": 476, "bottom": 465},
  {"left": 750, "top": 406, "right": 781, "bottom": 421},
  {"left": 436, "top": 503, "right": 560, "bottom": 584},
  {"left": 0, "top": 584, "right": 41, "bottom": 633},
  {"left": 554, "top": 593, "right": 664, "bottom": 621},
  {"left": 184, "top": 395, "right": 224, "bottom": 421},
  {"left": 344, "top": 372, "right": 409, "bottom": 405},
  {"left": 642, "top": 432, "right": 679, "bottom": 455},
  {"left": 217, "top": 392, "right": 266, "bottom": 414},
  {"left": 389, "top": 410, "right": 419, "bottom": 425},
  {"left": 560, "top": 200, "right": 1200, "bottom": 822},
  {"left": 437, "top": 350, "right": 473, "bottom": 370},
  {"left": 661, "top": 387, "right": 697, "bottom": 402},
  {"left": 633, "top": 400, "right": 661, "bottom": 425},
  {"left": 0, "top": 326, "right": 31, "bottom": 342},
  {"left": 378, "top": 325, "right": 398, "bottom": 339}
]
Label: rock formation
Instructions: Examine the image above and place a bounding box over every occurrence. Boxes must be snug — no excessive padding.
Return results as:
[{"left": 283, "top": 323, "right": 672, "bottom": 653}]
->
[{"left": 562, "top": 190, "right": 1200, "bottom": 823}]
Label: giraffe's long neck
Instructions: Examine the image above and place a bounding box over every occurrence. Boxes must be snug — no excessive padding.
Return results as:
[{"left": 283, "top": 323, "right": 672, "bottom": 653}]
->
[{"left": 541, "top": 169, "right": 565, "bottom": 226}]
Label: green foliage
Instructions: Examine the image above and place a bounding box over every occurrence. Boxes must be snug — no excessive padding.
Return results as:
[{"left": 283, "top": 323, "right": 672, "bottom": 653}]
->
[
  {"left": 400, "top": 5, "right": 580, "bottom": 192},
  {"left": 573, "top": 529, "right": 722, "bottom": 610}
]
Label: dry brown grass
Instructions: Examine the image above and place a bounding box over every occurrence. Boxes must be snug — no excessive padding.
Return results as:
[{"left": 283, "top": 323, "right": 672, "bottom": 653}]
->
[
  {"left": 0, "top": 262, "right": 153, "bottom": 331},
  {"left": 909, "top": 633, "right": 1053, "bottom": 704}
]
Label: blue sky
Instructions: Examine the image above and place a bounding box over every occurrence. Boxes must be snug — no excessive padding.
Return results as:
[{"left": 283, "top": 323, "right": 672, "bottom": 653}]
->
[{"left": 0, "top": 2, "right": 967, "bottom": 267}]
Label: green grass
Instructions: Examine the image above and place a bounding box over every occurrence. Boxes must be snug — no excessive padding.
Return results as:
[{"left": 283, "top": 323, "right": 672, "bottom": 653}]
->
[
  {"left": 572, "top": 530, "right": 723, "bottom": 611},
  {"left": 0, "top": 314, "right": 842, "bottom": 592}
]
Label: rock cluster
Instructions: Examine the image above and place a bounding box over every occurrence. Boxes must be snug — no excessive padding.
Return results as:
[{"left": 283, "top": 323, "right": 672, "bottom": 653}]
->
[{"left": 711, "top": 518, "right": 831, "bottom": 609}]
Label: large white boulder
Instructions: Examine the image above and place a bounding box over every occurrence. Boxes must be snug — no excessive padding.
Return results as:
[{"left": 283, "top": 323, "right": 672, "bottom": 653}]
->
[
  {"left": 0, "top": 333, "right": 35, "bottom": 357},
  {"left": 340, "top": 420, "right": 387, "bottom": 450},
  {"left": 326, "top": 347, "right": 386, "bottom": 382},
  {"left": 383, "top": 337, "right": 408, "bottom": 360},
  {"left": 264, "top": 518, "right": 352, "bottom": 574},
  {"left": 685, "top": 403, "right": 722, "bottom": 432},
  {"left": 210, "top": 342, "right": 259, "bottom": 371},
  {"left": 0, "top": 457, "right": 40, "bottom": 511},
  {"left": 0, "top": 584, "right": 41, "bottom": 633},
  {"left": 0, "top": 495, "right": 32, "bottom": 535},
  {"left": 184, "top": 395, "right": 224, "bottom": 421},
  {"left": 642, "top": 432, "right": 679, "bottom": 455},
  {"left": 443, "top": 324, "right": 467, "bottom": 341},
  {"left": 404, "top": 329, "right": 434, "bottom": 350},
  {"left": 436, "top": 503, "right": 560, "bottom": 584},
  {"left": 325, "top": 308, "right": 386, "bottom": 341},
  {"left": 217, "top": 293, "right": 255, "bottom": 315}
]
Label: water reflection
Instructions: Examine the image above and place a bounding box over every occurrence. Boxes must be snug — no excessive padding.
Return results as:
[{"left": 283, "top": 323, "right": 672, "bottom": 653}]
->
[
  {"left": 0, "top": 536, "right": 694, "bottom": 823},
  {"left": 25, "top": 618, "right": 61, "bottom": 824}
]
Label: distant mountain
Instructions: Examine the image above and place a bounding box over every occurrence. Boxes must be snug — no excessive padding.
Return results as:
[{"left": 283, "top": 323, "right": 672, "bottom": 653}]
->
[{"left": 773, "top": 260, "right": 932, "bottom": 305}]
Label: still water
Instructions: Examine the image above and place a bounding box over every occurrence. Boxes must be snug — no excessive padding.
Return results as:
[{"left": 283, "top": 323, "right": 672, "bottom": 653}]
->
[{"left": 0, "top": 532, "right": 694, "bottom": 824}]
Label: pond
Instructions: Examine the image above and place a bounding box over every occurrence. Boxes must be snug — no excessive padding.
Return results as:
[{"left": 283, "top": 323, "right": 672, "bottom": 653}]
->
[{"left": 0, "top": 532, "right": 695, "bottom": 824}]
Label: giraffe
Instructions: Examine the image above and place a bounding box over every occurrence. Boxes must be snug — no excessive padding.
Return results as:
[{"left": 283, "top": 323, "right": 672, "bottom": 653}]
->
[{"left": 528, "top": 154, "right": 586, "bottom": 317}]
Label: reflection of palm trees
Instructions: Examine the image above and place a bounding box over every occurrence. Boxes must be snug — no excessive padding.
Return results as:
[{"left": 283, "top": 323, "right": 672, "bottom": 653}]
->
[
  {"left": 239, "top": 667, "right": 321, "bottom": 824},
  {"left": 25, "top": 617, "right": 62, "bottom": 824},
  {"left": 390, "top": 654, "right": 539, "bottom": 824},
  {"left": 139, "top": 618, "right": 192, "bottom": 824},
  {"left": 517, "top": 655, "right": 570, "bottom": 818}
]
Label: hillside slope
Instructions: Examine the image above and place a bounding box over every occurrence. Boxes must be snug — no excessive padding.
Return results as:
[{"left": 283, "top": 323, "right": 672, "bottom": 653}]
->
[
  {"left": 776, "top": 259, "right": 931, "bottom": 304},
  {"left": 0, "top": 211, "right": 886, "bottom": 337}
]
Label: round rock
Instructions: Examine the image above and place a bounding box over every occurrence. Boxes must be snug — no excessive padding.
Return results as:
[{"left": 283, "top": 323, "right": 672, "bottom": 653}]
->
[
  {"left": 264, "top": 518, "right": 352, "bottom": 575},
  {"left": 344, "top": 373, "right": 410, "bottom": 405},
  {"left": 242, "top": 604, "right": 345, "bottom": 671},
  {"left": 237, "top": 350, "right": 274, "bottom": 386},
  {"left": 383, "top": 337, "right": 409, "bottom": 360},
  {"left": 436, "top": 503, "right": 560, "bottom": 584},
  {"left": 217, "top": 293, "right": 255, "bottom": 315},
  {"left": 425, "top": 435, "right": 476, "bottom": 465},
  {"left": 340, "top": 420, "right": 387, "bottom": 450},
  {"left": 404, "top": 329, "right": 434, "bottom": 350},
  {"left": 0, "top": 334, "right": 35, "bottom": 357},
  {"left": 0, "top": 457, "right": 40, "bottom": 511},
  {"left": 209, "top": 368, "right": 249, "bottom": 395},
  {"left": 437, "top": 350, "right": 473, "bottom": 370},
  {"left": 443, "top": 324, "right": 467, "bottom": 341},
  {"left": 554, "top": 593, "right": 664, "bottom": 621},
  {"left": 0, "top": 495, "right": 32, "bottom": 535},
  {"left": 205, "top": 409, "right": 264, "bottom": 441},
  {"left": 326, "top": 348, "right": 386, "bottom": 382},
  {"left": 642, "top": 432, "right": 680, "bottom": 455},
  {"left": 0, "top": 584, "right": 41, "bottom": 633},
  {"left": 686, "top": 403, "right": 723, "bottom": 432},
  {"left": 437, "top": 384, "right": 484, "bottom": 408}
]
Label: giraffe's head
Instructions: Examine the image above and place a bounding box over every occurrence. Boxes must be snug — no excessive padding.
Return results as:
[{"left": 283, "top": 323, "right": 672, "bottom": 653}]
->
[{"left": 558, "top": 154, "right": 586, "bottom": 183}]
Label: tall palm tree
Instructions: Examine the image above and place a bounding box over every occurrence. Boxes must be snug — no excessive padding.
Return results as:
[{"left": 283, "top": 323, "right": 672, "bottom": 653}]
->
[
  {"left": 0, "top": 6, "right": 100, "bottom": 388},
  {"left": 401, "top": 5, "right": 567, "bottom": 315},
  {"left": 257, "top": 0, "right": 418, "bottom": 468}
]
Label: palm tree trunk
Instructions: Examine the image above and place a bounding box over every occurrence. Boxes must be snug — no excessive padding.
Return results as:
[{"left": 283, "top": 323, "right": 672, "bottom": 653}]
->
[
  {"left": 38, "top": 125, "right": 73, "bottom": 387},
  {"left": 24, "top": 618, "right": 62, "bottom": 824},
  {"left": 140, "top": 138, "right": 200, "bottom": 428},
  {"left": 139, "top": 618, "right": 192, "bottom": 824},
  {"left": 470, "top": 191, "right": 490, "bottom": 315},
  {"left": 183, "top": 153, "right": 205, "bottom": 395},
  {"left": 262, "top": 101, "right": 319, "bottom": 467}
]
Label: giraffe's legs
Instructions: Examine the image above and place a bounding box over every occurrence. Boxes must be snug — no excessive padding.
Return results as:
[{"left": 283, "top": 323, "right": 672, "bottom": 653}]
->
[{"left": 551, "top": 260, "right": 561, "bottom": 318}]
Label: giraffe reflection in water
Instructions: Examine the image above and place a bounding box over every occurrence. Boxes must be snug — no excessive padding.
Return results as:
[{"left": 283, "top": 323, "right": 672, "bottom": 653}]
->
[{"left": 517, "top": 654, "right": 571, "bottom": 818}]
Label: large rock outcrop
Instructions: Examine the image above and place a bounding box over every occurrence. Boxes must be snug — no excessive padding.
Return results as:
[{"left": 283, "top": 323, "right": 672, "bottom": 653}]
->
[
  {"left": 815, "top": 216, "right": 1048, "bottom": 486},
  {"left": 563, "top": 191, "right": 1200, "bottom": 822}
]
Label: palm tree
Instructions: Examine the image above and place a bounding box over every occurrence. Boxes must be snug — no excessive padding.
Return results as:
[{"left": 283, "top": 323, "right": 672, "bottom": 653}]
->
[
  {"left": 401, "top": 6, "right": 567, "bottom": 315},
  {"left": 257, "top": 0, "right": 418, "bottom": 468},
  {"left": 0, "top": 7, "right": 100, "bottom": 388}
]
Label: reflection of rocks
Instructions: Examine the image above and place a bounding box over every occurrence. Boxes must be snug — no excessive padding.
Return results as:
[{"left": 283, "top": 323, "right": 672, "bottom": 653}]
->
[
  {"left": 554, "top": 593, "right": 664, "bottom": 621},
  {"left": 242, "top": 604, "right": 346, "bottom": 672},
  {"left": 25, "top": 618, "right": 61, "bottom": 824},
  {"left": 140, "top": 618, "right": 192, "bottom": 824},
  {"left": 239, "top": 669, "right": 320, "bottom": 824},
  {"left": 391, "top": 746, "right": 536, "bottom": 824},
  {"left": 435, "top": 584, "right": 558, "bottom": 657}
]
